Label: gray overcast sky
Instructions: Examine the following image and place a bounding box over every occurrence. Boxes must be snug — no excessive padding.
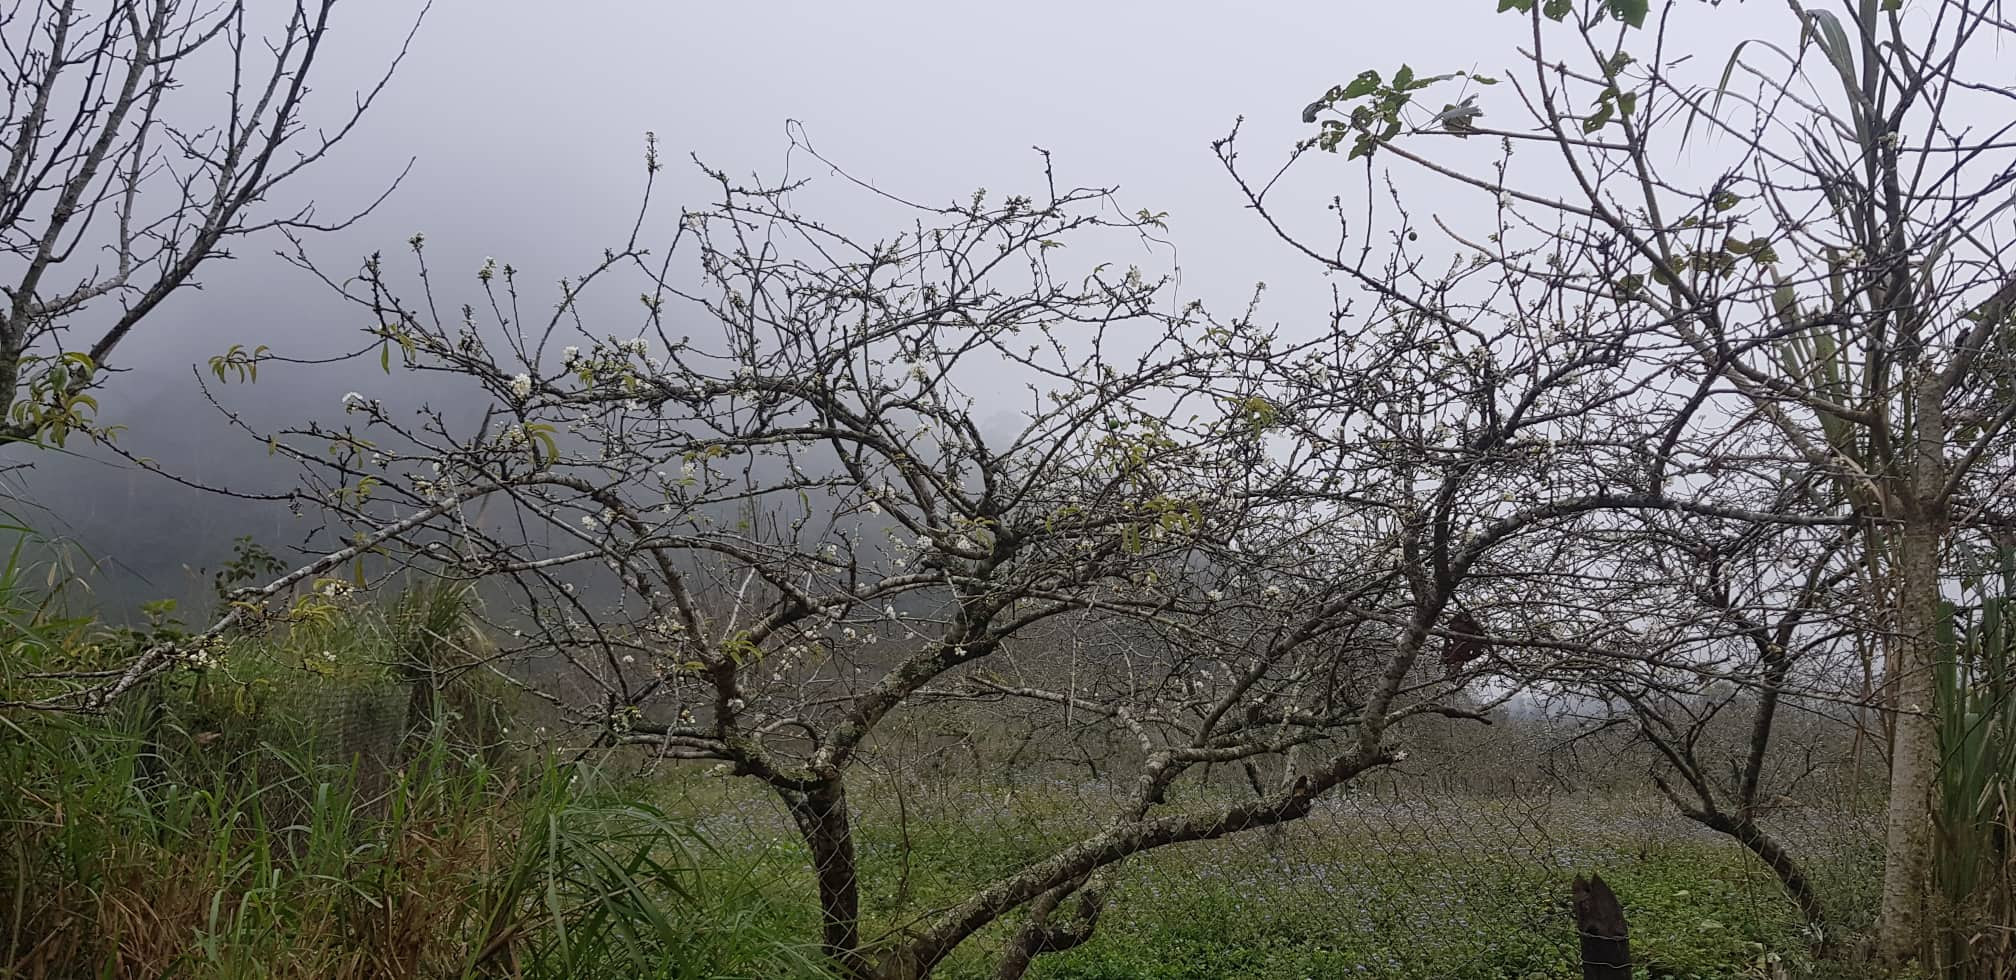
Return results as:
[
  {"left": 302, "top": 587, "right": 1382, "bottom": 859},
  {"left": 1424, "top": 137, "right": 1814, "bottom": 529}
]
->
[
  {"left": 100, "top": 0, "right": 1785, "bottom": 393},
  {"left": 17, "top": 0, "right": 1788, "bottom": 599}
]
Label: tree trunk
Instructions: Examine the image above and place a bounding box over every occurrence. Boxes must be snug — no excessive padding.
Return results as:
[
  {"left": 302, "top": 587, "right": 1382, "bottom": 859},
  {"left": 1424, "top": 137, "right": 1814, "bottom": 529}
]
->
[
  {"left": 991, "top": 878, "right": 1103, "bottom": 980},
  {"left": 1701, "top": 812, "right": 1830, "bottom": 952},
  {"left": 1878, "top": 502, "right": 1945, "bottom": 963},
  {"left": 787, "top": 781, "right": 870, "bottom": 978}
]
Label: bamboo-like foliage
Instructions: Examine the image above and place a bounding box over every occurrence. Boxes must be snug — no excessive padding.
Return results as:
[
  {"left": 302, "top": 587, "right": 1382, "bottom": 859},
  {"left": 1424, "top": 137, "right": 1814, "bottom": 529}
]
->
[{"left": 1934, "top": 549, "right": 2016, "bottom": 978}]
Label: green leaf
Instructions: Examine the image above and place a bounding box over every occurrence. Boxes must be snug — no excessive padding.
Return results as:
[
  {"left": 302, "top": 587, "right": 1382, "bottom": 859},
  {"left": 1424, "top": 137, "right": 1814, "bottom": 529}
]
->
[
  {"left": 1543, "top": 0, "right": 1573, "bottom": 19},
  {"left": 1771, "top": 283, "right": 1800, "bottom": 330},
  {"left": 1606, "top": 0, "right": 1647, "bottom": 27},
  {"left": 1583, "top": 102, "right": 1615, "bottom": 132},
  {"left": 1801, "top": 9, "right": 1867, "bottom": 145},
  {"left": 1394, "top": 64, "right": 1416, "bottom": 91},
  {"left": 1497, "top": 0, "right": 1536, "bottom": 10},
  {"left": 1616, "top": 90, "right": 1637, "bottom": 117},
  {"left": 380, "top": 342, "right": 391, "bottom": 374},
  {"left": 1341, "top": 70, "right": 1382, "bottom": 100}
]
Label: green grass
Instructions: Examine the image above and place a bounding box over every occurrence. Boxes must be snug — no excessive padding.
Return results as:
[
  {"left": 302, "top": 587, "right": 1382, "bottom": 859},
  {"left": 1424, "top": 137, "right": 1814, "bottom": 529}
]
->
[
  {"left": 1, "top": 568, "right": 830, "bottom": 980},
  {"left": 0, "top": 527, "right": 1877, "bottom": 979},
  {"left": 649, "top": 771, "right": 1855, "bottom": 980}
]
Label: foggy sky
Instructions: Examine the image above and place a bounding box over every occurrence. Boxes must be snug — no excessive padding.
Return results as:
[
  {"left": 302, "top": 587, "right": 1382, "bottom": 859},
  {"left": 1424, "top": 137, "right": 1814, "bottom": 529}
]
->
[{"left": 8, "top": 0, "right": 1789, "bottom": 606}]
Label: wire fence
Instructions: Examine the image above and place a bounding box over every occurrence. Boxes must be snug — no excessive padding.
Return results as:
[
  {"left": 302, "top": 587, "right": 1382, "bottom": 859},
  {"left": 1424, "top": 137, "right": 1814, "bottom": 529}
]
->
[
  {"left": 139, "top": 665, "right": 2004, "bottom": 979},
  {"left": 635, "top": 713, "right": 1908, "bottom": 980}
]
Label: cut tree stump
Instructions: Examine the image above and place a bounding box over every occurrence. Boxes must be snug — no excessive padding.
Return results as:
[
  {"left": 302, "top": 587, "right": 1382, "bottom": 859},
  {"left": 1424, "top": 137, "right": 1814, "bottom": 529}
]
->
[{"left": 1572, "top": 873, "right": 1631, "bottom": 980}]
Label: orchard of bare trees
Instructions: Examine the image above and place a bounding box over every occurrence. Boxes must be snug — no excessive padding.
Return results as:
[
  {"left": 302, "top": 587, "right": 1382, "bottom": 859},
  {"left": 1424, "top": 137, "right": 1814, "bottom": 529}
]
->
[{"left": 4, "top": 1, "right": 2013, "bottom": 978}]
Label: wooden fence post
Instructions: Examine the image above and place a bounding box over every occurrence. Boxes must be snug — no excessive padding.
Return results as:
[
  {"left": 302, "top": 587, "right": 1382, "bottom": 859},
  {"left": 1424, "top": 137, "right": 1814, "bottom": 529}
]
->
[{"left": 1573, "top": 873, "right": 1631, "bottom": 980}]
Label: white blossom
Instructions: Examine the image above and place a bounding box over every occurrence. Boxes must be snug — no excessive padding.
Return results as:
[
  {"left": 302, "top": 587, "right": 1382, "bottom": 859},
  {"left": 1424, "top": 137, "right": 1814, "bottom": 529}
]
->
[
  {"left": 509, "top": 373, "right": 534, "bottom": 399},
  {"left": 562, "top": 345, "right": 581, "bottom": 364}
]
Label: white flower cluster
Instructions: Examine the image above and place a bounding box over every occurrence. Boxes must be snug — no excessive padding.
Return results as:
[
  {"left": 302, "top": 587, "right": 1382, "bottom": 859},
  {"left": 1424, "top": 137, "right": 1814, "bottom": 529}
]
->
[
  {"left": 509, "top": 373, "right": 534, "bottom": 400},
  {"left": 182, "top": 644, "right": 222, "bottom": 671}
]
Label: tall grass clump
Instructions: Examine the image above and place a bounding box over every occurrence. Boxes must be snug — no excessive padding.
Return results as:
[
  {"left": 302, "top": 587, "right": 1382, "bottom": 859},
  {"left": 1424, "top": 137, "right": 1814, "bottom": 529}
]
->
[
  {"left": 1, "top": 529, "right": 827, "bottom": 979},
  {"left": 1933, "top": 547, "right": 2016, "bottom": 979}
]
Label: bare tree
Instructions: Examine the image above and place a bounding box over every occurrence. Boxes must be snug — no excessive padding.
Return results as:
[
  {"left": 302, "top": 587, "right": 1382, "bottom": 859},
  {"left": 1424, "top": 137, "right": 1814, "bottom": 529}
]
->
[
  {"left": 14, "top": 120, "right": 1794, "bottom": 974},
  {"left": 0, "top": 0, "right": 419, "bottom": 448},
  {"left": 19, "top": 0, "right": 2014, "bottom": 974},
  {"left": 1264, "top": 0, "right": 2016, "bottom": 965}
]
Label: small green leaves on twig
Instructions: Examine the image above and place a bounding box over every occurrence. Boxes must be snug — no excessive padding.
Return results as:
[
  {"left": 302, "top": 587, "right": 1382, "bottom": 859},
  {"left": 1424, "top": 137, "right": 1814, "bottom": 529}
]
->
[
  {"left": 1302, "top": 66, "right": 1496, "bottom": 160},
  {"left": 1496, "top": 0, "right": 1647, "bottom": 28}
]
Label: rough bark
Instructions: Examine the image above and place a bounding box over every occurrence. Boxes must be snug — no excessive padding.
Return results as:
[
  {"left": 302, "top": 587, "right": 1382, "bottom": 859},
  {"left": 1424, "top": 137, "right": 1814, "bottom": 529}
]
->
[
  {"left": 785, "top": 781, "right": 869, "bottom": 978},
  {"left": 1878, "top": 364, "right": 1949, "bottom": 963},
  {"left": 1878, "top": 504, "right": 1944, "bottom": 963},
  {"left": 1699, "top": 812, "right": 1830, "bottom": 949},
  {"left": 989, "top": 880, "right": 1101, "bottom": 980}
]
